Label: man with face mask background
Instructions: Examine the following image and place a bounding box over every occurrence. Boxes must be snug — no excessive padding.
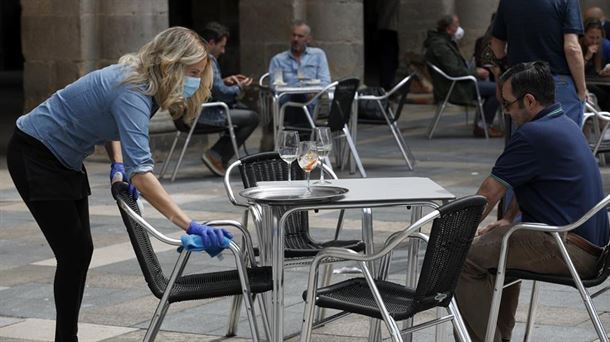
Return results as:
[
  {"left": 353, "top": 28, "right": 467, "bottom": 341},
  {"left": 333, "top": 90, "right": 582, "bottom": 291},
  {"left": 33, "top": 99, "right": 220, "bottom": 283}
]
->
[{"left": 424, "top": 14, "right": 501, "bottom": 138}]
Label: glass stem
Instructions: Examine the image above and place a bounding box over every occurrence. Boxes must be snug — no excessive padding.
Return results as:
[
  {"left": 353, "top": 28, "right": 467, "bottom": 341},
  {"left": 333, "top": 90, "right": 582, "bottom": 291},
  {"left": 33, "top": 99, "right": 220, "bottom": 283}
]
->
[
  {"left": 319, "top": 157, "right": 325, "bottom": 182},
  {"left": 287, "top": 162, "right": 292, "bottom": 181},
  {"left": 306, "top": 172, "right": 311, "bottom": 192}
]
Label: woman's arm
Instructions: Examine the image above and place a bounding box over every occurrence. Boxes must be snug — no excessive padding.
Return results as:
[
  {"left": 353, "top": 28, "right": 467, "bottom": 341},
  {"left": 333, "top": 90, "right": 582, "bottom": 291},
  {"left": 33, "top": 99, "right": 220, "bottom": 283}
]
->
[
  {"left": 105, "top": 141, "right": 123, "bottom": 163},
  {"left": 131, "top": 172, "right": 191, "bottom": 230}
]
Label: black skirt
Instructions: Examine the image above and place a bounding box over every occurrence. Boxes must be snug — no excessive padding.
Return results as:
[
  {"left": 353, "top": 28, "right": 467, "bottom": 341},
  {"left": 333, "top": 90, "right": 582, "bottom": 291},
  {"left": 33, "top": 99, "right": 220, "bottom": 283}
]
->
[{"left": 7, "top": 127, "right": 91, "bottom": 201}]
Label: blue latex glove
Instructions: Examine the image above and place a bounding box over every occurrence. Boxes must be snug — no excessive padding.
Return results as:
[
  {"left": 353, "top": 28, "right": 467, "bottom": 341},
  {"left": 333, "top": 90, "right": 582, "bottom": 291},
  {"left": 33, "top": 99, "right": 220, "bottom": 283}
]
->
[
  {"left": 180, "top": 234, "right": 231, "bottom": 258},
  {"left": 186, "top": 221, "right": 233, "bottom": 249},
  {"left": 110, "top": 162, "right": 139, "bottom": 200}
]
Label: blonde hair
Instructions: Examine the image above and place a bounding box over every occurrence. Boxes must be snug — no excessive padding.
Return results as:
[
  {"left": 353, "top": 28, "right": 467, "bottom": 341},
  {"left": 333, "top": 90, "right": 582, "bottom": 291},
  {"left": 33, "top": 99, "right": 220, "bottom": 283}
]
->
[{"left": 119, "top": 26, "right": 213, "bottom": 123}]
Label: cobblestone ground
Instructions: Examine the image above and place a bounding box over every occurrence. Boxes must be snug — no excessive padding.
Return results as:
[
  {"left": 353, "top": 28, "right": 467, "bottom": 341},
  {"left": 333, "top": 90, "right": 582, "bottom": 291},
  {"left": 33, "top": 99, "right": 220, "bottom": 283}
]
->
[{"left": 1, "top": 104, "right": 609, "bottom": 341}]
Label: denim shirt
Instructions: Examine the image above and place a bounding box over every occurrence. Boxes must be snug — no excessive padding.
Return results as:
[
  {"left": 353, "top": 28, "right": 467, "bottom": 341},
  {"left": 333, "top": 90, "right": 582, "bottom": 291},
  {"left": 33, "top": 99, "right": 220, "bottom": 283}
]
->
[
  {"left": 198, "top": 55, "right": 239, "bottom": 126},
  {"left": 17, "top": 64, "right": 155, "bottom": 179},
  {"left": 268, "top": 47, "right": 331, "bottom": 88}
]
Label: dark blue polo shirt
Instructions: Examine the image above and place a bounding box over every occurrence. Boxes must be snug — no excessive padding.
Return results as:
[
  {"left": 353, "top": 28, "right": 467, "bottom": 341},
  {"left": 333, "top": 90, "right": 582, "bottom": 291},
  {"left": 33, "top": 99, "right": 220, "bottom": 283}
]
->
[
  {"left": 491, "top": 104, "right": 609, "bottom": 247},
  {"left": 492, "top": 0, "right": 583, "bottom": 75}
]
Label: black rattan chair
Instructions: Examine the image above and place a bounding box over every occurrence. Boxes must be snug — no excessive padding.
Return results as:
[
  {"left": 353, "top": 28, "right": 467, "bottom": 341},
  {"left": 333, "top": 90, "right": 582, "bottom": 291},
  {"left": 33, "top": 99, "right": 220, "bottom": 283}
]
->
[
  {"left": 300, "top": 195, "right": 487, "bottom": 342},
  {"left": 111, "top": 182, "right": 272, "bottom": 341},
  {"left": 486, "top": 194, "right": 610, "bottom": 342},
  {"left": 225, "top": 151, "right": 365, "bottom": 259},
  {"left": 357, "top": 74, "right": 417, "bottom": 170}
]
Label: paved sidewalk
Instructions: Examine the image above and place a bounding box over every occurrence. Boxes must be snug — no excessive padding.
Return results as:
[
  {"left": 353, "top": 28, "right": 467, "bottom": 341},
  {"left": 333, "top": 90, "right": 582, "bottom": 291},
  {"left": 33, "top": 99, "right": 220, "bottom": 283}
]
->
[{"left": 0, "top": 104, "right": 609, "bottom": 341}]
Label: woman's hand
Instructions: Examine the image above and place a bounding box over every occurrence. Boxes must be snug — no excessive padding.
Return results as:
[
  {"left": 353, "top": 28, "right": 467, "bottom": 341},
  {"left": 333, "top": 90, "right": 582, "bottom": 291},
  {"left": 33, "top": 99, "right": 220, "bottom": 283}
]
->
[
  {"left": 186, "top": 221, "right": 233, "bottom": 249},
  {"left": 109, "top": 162, "right": 139, "bottom": 200},
  {"left": 585, "top": 44, "right": 599, "bottom": 61}
]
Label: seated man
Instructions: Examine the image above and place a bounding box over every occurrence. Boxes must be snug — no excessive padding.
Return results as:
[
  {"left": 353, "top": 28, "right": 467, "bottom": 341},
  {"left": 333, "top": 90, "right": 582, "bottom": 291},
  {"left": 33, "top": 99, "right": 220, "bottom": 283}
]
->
[
  {"left": 424, "top": 14, "right": 501, "bottom": 138},
  {"left": 267, "top": 20, "right": 331, "bottom": 133},
  {"left": 455, "top": 61, "right": 609, "bottom": 342},
  {"left": 198, "top": 22, "right": 259, "bottom": 176}
]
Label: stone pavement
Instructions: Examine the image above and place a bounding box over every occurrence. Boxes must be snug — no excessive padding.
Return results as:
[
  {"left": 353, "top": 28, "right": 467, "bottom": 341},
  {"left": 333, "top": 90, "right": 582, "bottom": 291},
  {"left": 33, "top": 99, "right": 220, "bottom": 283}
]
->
[{"left": 0, "top": 104, "right": 609, "bottom": 341}]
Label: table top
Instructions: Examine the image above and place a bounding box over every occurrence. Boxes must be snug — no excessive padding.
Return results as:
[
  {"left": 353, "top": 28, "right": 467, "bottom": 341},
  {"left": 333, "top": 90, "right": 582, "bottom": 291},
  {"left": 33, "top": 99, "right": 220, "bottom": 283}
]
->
[
  {"left": 586, "top": 75, "right": 610, "bottom": 86},
  {"left": 241, "top": 177, "right": 455, "bottom": 205}
]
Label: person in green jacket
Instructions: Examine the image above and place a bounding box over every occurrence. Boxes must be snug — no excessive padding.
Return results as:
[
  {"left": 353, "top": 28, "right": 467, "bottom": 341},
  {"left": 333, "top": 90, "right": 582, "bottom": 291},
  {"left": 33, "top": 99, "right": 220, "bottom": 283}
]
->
[{"left": 424, "top": 14, "right": 502, "bottom": 137}]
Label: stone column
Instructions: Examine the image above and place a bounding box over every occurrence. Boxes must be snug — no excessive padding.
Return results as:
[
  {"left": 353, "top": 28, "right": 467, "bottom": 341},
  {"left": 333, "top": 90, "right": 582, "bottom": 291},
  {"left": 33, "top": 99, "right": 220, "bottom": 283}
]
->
[
  {"left": 455, "top": 0, "right": 499, "bottom": 58},
  {"left": 399, "top": 0, "right": 455, "bottom": 56},
  {"left": 21, "top": 0, "right": 168, "bottom": 111},
  {"left": 306, "top": 0, "right": 364, "bottom": 80}
]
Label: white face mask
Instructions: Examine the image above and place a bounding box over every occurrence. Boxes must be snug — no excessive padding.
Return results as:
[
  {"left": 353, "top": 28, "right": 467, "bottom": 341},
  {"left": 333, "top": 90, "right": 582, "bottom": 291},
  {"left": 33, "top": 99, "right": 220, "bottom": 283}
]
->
[{"left": 453, "top": 26, "right": 465, "bottom": 41}]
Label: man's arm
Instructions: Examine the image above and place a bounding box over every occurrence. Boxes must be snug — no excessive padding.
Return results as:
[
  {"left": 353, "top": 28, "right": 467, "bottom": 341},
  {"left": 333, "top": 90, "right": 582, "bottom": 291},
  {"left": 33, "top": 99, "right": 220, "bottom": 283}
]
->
[
  {"left": 477, "top": 176, "right": 508, "bottom": 220},
  {"left": 490, "top": 37, "right": 507, "bottom": 60},
  {"left": 317, "top": 51, "right": 331, "bottom": 86},
  {"left": 564, "top": 33, "right": 587, "bottom": 101}
]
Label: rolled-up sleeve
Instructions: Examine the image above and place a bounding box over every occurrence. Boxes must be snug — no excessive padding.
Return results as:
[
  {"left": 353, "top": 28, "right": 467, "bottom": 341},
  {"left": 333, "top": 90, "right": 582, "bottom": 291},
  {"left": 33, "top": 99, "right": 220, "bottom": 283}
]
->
[
  {"left": 315, "top": 50, "right": 331, "bottom": 86},
  {"left": 110, "top": 88, "right": 154, "bottom": 179}
]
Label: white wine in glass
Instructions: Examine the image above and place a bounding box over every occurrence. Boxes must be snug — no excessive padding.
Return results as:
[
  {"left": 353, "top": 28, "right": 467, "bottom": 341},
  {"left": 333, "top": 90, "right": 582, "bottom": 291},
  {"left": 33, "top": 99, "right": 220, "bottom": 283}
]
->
[
  {"left": 297, "top": 141, "right": 319, "bottom": 194},
  {"left": 313, "top": 127, "right": 332, "bottom": 184},
  {"left": 277, "top": 131, "right": 299, "bottom": 181}
]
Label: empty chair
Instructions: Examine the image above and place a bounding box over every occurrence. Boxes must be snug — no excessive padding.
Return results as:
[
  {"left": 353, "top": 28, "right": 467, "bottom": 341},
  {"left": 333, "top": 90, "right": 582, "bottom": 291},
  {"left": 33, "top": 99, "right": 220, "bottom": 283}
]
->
[
  {"left": 157, "top": 102, "right": 240, "bottom": 181},
  {"left": 111, "top": 182, "right": 272, "bottom": 341},
  {"left": 279, "top": 78, "right": 367, "bottom": 177},
  {"left": 357, "top": 74, "right": 417, "bottom": 170},
  {"left": 300, "top": 195, "right": 487, "bottom": 342},
  {"left": 486, "top": 194, "right": 610, "bottom": 342},
  {"left": 426, "top": 62, "right": 489, "bottom": 139}
]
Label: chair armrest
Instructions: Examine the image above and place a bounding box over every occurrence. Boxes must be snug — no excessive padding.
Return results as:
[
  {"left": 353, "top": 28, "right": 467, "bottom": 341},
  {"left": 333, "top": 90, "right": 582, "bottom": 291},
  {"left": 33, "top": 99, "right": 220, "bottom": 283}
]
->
[
  {"left": 118, "top": 200, "right": 182, "bottom": 246},
  {"left": 202, "top": 102, "right": 233, "bottom": 127},
  {"left": 223, "top": 161, "right": 249, "bottom": 208},
  {"left": 200, "top": 219, "right": 257, "bottom": 265},
  {"left": 358, "top": 74, "right": 415, "bottom": 101}
]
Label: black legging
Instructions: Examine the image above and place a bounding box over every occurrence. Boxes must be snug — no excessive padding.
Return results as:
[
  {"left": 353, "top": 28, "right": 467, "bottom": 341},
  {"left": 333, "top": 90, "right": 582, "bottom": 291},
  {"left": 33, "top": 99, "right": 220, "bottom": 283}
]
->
[{"left": 7, "top": 130, "right": 92, "bottom": 342}]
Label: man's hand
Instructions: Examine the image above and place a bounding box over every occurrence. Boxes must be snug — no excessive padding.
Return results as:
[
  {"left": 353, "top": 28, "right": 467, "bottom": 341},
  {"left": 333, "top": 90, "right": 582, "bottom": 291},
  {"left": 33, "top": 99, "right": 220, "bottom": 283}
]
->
[
  {"left": 476, "top": 218, "right": 512, "bottom": 236},
  {"left": 476, "top": 67, "right": 490, "bottom": 80},
  {"left": 223, "top": 74, "right": 252, "bottom": 87}
]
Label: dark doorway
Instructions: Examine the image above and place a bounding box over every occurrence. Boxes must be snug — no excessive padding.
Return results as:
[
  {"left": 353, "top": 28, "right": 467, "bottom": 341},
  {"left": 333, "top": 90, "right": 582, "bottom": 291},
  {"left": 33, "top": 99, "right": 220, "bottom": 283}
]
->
[
  {"left": 0, "top": 0, "right": 24, "bottom": 155},
  {"left": 168, "top": 0, "right": 241, "bottom": 76}
]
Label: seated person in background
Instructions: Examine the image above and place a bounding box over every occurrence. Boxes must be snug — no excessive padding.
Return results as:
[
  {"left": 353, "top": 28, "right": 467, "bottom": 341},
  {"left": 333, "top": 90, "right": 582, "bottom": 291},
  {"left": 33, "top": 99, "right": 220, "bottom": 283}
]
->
[
  {"left": 473, "top": 13, "right": 506, "bottom": 82},
  {"left": 579, "top": 19, "right": 610, "bottom": 111},
  {"left": 424, "top": 14, "right": 501, "bottom": 138},
  {"left": 268, "top": 20, "right": 331, "bottom": 132},
  {"left": 197, "top": 22, "right": 259, "bottom": 176},
  {"left": 585, "top": 6, "right": 610, "bottom": 39},
  {"left": 455, "top": 61, "right": 609, "bottom": 342}
]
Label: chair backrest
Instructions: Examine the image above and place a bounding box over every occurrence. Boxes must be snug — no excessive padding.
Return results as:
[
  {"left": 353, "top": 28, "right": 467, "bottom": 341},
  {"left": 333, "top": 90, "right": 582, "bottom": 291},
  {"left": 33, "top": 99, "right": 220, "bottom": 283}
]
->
[
  {"left": 111, "top": 182, "right": 168, "bottom": 299},
  {"left": 237, "top": 152, "right": 312, "bottom": 249},
  {"left": 391, "top": 74, "right": 416, "bottom": 122},
  {"left": 328, "top": 78, "right": 360, "bottom": 132},
  {"left": 414, "top": 195, "right": 486, "bottom": 309}
]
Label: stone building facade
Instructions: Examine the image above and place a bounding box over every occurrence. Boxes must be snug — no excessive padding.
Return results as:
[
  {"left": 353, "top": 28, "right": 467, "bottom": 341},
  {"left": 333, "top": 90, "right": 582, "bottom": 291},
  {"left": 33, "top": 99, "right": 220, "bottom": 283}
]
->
[{"left": 18, "top": 0, "right": 610, "bottom": 111}]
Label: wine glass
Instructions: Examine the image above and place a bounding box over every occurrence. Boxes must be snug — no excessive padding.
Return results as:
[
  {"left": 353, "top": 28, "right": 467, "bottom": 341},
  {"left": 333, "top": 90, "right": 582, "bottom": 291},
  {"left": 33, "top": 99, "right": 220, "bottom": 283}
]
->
[
  {"left": 277, "top": 131, "right": 300, "bottom": 181},
  {"left": 313, "top": 127, "right": 332, "bottom": 184},
  {"left": 297, "top": 141, "right": 319, "bottom": 194}
]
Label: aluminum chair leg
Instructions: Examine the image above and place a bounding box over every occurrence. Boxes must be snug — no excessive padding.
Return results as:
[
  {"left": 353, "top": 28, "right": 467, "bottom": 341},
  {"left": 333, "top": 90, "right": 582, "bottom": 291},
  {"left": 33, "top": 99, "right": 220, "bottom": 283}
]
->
[
  {"left": 145, "top": 250, "right": 191, "bottom": 342},
  {"left": 389, "top": 120, "right": 416, "bottom": 170},
  {"left": 170, "top": 126, "right": 199, "bottom": 182},
  {"left": 342, "top": 126, "right": 367, "bottom": 177},
  {"left": 226, "top": 295, "right": 243, "bottom": 337},
  {"left": 428, "top": 81, "right": 456, "bottom": 139},
  {"left": 257, "top": 295, "right": 272, "bottom": 341},
  {"left": 157, "top": 131, "right": 181, "bottom": 179},
  {"left": 474, "top": 90, "right": 489, "bottom": 139},
  {"left": 524, "top": 280, "right": 540, "bottom": 342},
  {"left": 315, "top": 264, "right": 334, "bottom": 322},
  {"left": 448, "top": 298, "right": 472, "bottom": 342},
  {"left": 552, "top": 233, "right": 609, "bottom": 342}
]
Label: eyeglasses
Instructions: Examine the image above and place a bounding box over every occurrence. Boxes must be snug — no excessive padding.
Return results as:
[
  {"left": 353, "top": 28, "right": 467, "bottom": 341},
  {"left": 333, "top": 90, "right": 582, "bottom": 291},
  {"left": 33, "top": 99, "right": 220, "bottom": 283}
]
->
[{"left": 502, "top": 94, "right": 525, "bottom": 111}]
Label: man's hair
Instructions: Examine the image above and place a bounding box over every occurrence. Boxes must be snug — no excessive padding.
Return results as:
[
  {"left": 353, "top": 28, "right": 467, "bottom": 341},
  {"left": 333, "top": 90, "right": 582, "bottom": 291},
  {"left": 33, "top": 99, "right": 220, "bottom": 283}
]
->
[
  {"left": 292, "top": 19, "right": 311, "bottom": 36},
  {"left": 584, "top": 18, "right": 605, "bottom": 37},
  {"left": 499, "top": 61, "right": 555, "bottom": 106},
  {"left": 201, "top": 22, "right": 230, "bottom": 43},
  {"left": 437, "top": 15, "right": 455, "bottom": 32}
]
